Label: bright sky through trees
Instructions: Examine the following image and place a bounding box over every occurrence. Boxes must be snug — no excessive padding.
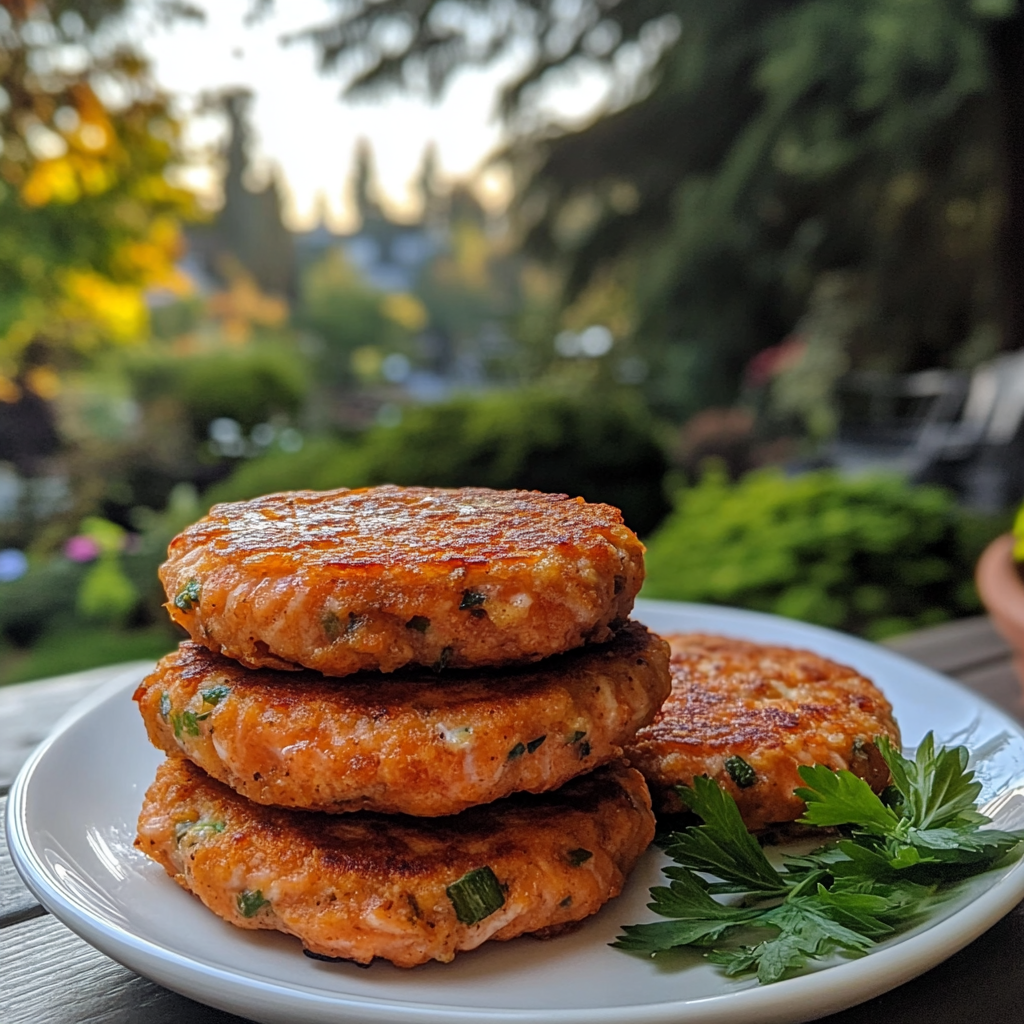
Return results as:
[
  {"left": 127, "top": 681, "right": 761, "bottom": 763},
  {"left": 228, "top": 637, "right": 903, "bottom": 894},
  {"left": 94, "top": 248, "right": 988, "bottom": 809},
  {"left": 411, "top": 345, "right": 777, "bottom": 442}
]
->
[{"left": 134, "top": 0, "right": 613, "bottom": 230}]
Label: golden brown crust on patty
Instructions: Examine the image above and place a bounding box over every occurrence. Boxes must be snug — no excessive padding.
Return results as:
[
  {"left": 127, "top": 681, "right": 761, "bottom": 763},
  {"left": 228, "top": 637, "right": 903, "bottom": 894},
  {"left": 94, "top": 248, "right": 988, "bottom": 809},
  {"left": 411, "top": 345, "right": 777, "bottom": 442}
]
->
[
  {"left": 136, "top": 757, "right": 654, "bottom": 968},
  {"left": 623, "top": 633, "right": 901, "bottom": 831},
  {"left": 134, "top": 623, "right": 670, "bottom": 816},
  {"left": 159, "top": 486, "right": 645, "bottom": 676}
]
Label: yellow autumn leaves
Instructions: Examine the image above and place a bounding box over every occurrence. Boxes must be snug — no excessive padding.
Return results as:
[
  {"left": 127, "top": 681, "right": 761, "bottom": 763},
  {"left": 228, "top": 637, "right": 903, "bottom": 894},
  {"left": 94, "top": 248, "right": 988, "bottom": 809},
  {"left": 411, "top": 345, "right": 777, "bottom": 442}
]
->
[{"left": 1, "top": 59, "right": 197, "bottom": 374}]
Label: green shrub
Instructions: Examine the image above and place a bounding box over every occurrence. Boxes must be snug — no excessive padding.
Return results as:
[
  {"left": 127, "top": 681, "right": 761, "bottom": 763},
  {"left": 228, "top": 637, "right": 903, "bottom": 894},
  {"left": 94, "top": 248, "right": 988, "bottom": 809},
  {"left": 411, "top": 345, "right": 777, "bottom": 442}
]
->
[
  {"left": 643, "top": 468, "right": 1002, "bottom": 639},
  {"left": 128, "top": 346, "right": 308, "bottom": 435},
  {"left": 203, "top": 438, "right": 370, "bottom": 506},
  {"left": 208, "top": 390, "right": 671, "bottom": 535},
  {"left": 0, "top": 559, "right": 85, "bottom": 645},
  {"left": 0, "top": 528, "right": 174, "bottom": 652},
  {"left": 361, "top": 391, "right": 670, "bottom": 534},
  {"left": 0, "top": 498, "right": 198, "bottom": 684}
]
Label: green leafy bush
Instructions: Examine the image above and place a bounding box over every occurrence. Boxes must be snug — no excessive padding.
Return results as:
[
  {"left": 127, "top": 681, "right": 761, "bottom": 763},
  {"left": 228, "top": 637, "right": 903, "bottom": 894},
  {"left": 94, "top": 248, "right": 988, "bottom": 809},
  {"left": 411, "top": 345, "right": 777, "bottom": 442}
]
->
[
  {"left": 0, "top": 544, "right": 179, "bottom": 685},
  {"left": 202, "top": 438, "right": 370, "bottom": 506},
  {"left": 0, "top": 559, "right": 86, "bottom": 646},
  {"left": 643, "top": 469, "right": 1002, "bottom": 639},
  {"left": 209, "top": 390, "right": 671, "bottom": 535},
  {"left": 128, "top": 346, "right": 308, "bottom": 435},
  {"left": 0, "top": 508, "right": 186, "bottom": 672}
]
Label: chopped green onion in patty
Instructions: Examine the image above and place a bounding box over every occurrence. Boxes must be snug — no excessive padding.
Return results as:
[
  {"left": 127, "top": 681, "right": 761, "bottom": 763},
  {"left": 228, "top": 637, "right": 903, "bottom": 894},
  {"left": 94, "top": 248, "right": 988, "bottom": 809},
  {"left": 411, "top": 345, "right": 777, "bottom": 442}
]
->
[{"left": 446, "top": 867, "right": 505, "bottom": 925}]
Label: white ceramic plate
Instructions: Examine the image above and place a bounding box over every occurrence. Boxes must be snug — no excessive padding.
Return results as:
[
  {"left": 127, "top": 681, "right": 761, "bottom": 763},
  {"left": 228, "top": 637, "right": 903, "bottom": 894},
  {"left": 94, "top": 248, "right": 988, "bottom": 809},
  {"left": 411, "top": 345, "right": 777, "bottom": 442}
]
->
[{"left": 9, "top": 600, "right": 1024, "bottom": 1024}]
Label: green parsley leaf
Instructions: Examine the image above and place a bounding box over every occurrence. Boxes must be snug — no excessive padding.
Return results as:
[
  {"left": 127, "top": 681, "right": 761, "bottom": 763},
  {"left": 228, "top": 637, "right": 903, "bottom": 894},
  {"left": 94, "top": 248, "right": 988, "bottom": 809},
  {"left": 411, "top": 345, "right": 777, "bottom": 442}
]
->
[
  {"left": 795, "top": 764, "right": 901, "bottom": 834},
  {"left": 159, "top": 691, "right": 171, "bottom": 720},
  {"left": 667, "top": 776, "right": 787, "bottom": 894},
  {"left": 707, "top": 897, "right": 875, "bottom": 984},
  {"left": 615, "top": 737, "right": 1024, "bottom": 984},
  {"left": 613, "top": 869, "right": 760, "bottom": 953},
  {"left": 878, "top": 733, "right": 984, "bottom": 830},
  {"left": 909, "top": 825, "right": 1024, "bottom": 856}
]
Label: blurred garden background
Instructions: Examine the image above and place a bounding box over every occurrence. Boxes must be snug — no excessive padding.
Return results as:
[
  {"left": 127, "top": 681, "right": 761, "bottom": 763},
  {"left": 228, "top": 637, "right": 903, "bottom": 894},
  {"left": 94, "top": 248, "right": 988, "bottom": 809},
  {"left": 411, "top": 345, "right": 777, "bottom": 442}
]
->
[{"left": 2, "top": 0, "right": 1024, "bottom": 684}]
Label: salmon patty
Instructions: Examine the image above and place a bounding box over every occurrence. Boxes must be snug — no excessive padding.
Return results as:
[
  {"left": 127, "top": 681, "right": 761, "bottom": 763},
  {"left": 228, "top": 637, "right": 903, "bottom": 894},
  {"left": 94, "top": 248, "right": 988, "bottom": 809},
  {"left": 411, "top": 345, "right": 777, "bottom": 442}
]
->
[
  {"left": 134, "top": 622, "right": 670, "bottom": 817},
  {"left": 160, "top": 486, "right": 645, "bottom": 676},
  {"left": 136, "top": 757, "right": 654, "bottom": 967},
  {"left": 623, "top": 633, "right": 900, "bottom": 831}
]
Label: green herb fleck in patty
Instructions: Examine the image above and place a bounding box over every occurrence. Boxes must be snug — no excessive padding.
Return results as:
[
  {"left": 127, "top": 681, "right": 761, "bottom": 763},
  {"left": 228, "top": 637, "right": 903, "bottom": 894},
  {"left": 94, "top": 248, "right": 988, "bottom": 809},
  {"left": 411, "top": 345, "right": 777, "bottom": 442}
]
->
[
  {"left": 446, "top": 867, "right": 505, "bottom": 925},
  {"left": 724, "top": 755, "right": 757, "bottom": 789},
  {"left": 236, "top": 889, "right": 271, "bottom": 918},
  {"left": 174, "top": 579, "right": 201, "bottom": 612}
]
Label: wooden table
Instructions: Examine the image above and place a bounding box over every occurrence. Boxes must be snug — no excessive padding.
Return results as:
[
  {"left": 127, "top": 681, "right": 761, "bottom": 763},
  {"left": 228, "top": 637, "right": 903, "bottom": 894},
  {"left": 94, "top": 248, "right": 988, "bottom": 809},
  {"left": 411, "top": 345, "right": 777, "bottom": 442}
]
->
[{"left": 4, "top": 618, "right": 1024, "bottom": 1024}]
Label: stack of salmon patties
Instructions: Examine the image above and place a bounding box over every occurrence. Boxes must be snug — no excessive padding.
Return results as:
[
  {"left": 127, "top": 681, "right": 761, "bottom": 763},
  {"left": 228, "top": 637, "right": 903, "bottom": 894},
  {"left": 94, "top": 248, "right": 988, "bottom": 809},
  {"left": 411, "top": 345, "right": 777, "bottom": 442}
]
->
[{"left": 133, "top": 486, "right": 671, "bottom": 967}]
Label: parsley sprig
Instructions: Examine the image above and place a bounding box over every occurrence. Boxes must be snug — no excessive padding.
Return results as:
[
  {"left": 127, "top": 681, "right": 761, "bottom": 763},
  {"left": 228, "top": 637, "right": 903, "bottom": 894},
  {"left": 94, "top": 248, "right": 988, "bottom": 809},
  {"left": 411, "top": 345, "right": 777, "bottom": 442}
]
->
[{"left": 614, "top": 734, "right": 1024, "bottom": 984}]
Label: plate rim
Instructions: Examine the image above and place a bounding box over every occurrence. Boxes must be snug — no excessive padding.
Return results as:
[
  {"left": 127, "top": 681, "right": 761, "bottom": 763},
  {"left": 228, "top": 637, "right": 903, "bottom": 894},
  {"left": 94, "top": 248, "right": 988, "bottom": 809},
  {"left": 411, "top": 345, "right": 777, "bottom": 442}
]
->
[{"left": 8, "top": 600, "right": 1024, "bottom": 1024}]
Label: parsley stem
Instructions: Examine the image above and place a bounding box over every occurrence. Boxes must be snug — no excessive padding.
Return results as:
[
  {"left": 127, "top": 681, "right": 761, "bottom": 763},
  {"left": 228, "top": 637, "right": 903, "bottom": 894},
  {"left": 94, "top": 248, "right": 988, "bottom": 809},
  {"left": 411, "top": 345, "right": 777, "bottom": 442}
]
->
[{"left": 784, "top": 869, "right": 827, "bottom": 901}]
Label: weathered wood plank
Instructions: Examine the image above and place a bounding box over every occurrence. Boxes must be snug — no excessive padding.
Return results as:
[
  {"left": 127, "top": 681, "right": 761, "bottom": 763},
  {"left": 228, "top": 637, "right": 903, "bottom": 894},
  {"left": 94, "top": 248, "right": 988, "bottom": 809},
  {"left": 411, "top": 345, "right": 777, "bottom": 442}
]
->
[
  {"left": 2, "top": 915, "right": 249, "bottom": 1024},
  {"left": 0, "top": 661, "right": 153, "bottom": 790},
  {"left": 886, "top": 616, "right": 1013, "bottom": 676},
  {"left": 0, "top": 793, "right": 44, "bottom": 928},
  {"left": 951, "top": 659, "right": 1024, "bottom": 721}
]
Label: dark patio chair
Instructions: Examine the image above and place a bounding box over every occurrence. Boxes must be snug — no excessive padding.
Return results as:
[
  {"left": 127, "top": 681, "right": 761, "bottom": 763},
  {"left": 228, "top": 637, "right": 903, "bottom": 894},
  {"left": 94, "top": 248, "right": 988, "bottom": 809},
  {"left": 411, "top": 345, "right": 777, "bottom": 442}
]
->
[{"left": 827, "top": 350, "right": 1024, "bottom": 510}]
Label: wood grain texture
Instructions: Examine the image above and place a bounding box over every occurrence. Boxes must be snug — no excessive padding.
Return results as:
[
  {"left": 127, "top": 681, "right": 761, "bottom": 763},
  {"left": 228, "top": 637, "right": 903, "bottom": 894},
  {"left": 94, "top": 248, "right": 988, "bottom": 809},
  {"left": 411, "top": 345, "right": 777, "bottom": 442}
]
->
[
  {"left": 886, "top": 616, "right": 1024, "bottom": 721},
  {"left": 885, "top": 615, "right": 1014, "bottom": 678},
  {"left": 0, "top": 661, "right": 153, "bottom": 789},
  {"left": 2, "top": 915, "right": 248, "bottom": 1024},
  {"left": 0, "top": 794, "right": 44, "bottom": 928}
]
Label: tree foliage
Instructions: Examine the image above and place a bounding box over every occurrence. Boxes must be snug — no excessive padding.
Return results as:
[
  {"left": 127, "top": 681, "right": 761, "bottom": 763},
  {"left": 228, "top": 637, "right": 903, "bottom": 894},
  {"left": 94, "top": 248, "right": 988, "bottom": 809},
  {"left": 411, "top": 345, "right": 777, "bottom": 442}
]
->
[
  {"left": 0, "top": 0, "right": 198, "bottom": 382},
  {"left": 268, "top": 0, "right": 1024, "bottom": 419},
  {"left": 295, "top": 247, "right": 417, "bottom": 385}
]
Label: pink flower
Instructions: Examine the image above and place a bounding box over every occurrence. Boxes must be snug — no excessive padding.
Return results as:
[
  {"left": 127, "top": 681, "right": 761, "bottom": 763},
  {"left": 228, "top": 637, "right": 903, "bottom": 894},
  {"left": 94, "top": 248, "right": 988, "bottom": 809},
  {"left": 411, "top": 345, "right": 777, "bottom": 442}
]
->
[{"left": 65, "top": 535, "right": 101, "bottom": 563}]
